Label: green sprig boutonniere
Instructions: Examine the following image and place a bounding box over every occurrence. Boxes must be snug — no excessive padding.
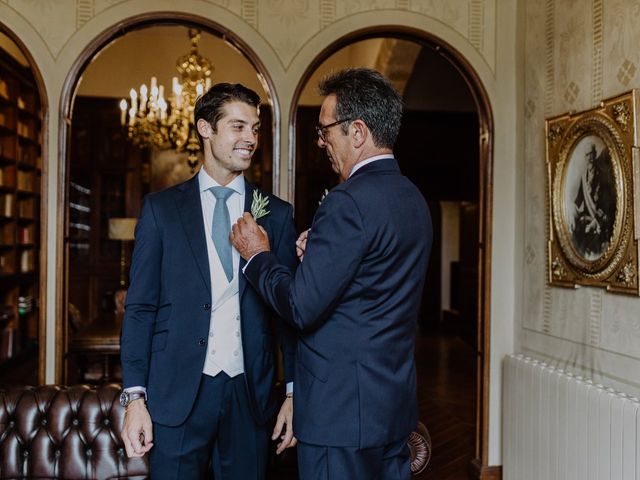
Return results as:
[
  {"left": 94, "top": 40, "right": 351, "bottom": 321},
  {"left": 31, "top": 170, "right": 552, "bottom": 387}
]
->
[{"left": 251, "top": 190, "right": 270, "bottom": 220}]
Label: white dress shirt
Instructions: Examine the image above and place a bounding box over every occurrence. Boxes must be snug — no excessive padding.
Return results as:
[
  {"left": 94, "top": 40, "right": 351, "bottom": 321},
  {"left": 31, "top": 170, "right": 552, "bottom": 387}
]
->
[{"left": 349, "top": 154, "right": 394, "bottom": 178}]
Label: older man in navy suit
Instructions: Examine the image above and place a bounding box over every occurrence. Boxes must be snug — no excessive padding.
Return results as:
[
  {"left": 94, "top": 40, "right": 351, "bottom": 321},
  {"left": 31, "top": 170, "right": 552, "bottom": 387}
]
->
[
  {"left": 232, "top": 68, "right": 432, "bottom": 479},
  {"left": 120, "top": 83, "right": 298, "bottom": 479}
]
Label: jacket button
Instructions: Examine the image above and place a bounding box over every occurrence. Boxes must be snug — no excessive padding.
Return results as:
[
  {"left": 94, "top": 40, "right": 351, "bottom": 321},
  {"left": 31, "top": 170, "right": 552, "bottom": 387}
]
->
[
  {"left": 204, "top": 304, "right": 211, "bottom": 310},
  {"left": 198, "top": 338, "right": 206, "bottom": 346}
]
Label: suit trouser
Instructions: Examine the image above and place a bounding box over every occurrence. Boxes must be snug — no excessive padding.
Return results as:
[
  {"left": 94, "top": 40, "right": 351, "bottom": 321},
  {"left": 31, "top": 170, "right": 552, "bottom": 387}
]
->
[
  {"left": 149, "top": 372, "right": 268, "bottom": 480},
  {"left": 297, "top": 437, "right": 411, "bottom": 480}
]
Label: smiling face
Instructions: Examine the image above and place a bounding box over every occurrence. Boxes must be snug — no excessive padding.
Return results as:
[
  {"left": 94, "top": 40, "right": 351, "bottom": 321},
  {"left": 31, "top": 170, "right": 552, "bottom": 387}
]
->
[{"left": 199, "top": 100, "right": 260, "bottom": 185}]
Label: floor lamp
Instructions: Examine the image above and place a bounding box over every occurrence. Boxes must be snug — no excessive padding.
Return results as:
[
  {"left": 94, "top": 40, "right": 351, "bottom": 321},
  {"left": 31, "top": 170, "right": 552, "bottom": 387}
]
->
[{"left": 108, "top": 217, "right": 137, "bottom": 288}]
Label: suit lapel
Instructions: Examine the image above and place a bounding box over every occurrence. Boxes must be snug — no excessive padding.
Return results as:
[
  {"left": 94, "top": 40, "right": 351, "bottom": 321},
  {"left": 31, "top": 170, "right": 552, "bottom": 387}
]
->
[
  {"left": 176, "top": 175, "right": 211, "bottom": 294},
  {"left": 239, "top": 180, "right": 254, "bottom": 300}
]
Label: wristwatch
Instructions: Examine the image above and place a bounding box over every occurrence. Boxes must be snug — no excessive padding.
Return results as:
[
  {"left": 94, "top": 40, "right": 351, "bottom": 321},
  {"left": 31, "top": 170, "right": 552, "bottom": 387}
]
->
[{"left": 119, "top": 390, "right": 146, "bottom": 407}]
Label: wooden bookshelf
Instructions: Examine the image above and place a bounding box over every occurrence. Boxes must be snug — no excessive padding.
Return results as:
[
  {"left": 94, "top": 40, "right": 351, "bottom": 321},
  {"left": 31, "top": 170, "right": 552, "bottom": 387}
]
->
[{"left": 0, "top": 48, "right": 41, "bottom": 368}]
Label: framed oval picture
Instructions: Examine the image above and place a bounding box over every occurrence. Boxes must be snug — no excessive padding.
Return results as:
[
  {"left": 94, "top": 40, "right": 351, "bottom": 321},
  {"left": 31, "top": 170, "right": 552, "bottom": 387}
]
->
[{"left": 546, "top": 91, "right": 640, "bottom": 295}]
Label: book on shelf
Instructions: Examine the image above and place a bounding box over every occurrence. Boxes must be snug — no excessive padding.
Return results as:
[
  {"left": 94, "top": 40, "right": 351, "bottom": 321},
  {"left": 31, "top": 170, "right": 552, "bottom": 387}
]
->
[
  {"left": 0, "top": 194, "right": 13, "bottom": 217},
  {"left": 0, "top": 79, "right": 8, "bottom": 100},
  {"left": 19, "top": 226, "right": 33, "bottom": 244},
  {"left": 0, "top": 252, "right": 15, "bottom": 274},
  {"left": 19, "top": 249, "right": 34, "bottom": 272},
  {"left": 0, "top": 326, "right": 13, "bottom": 360},
  {"left": 18, "top": 295, "right": 34, "bottom": 315},
  {"left": 0, "top": 305, "right": 14, "bottom": 360},
  {"left": 1, "top": 224, "right": 14, "bottom": 245},
  {"left": 16, "top": 171, "right": 33, "bottom": 192},
  {"left": 18, "top": 198, "right": 34, "bottom": 218}
]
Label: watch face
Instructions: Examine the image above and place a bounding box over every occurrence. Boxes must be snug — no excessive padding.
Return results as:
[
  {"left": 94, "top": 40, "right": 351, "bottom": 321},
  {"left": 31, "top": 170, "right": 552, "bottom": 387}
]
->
[{"left": 119, "top": 391, "right": 129, "bottom": 407}]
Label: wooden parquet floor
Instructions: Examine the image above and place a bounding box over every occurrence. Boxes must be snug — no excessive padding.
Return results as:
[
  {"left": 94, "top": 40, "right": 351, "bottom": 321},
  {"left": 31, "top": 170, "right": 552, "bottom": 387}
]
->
[
  {"left": 413, "top": 330, "right": 477, "bottom": 480},
  {"left": 268, "top": 330, "right": 477, "bottom": 479}
]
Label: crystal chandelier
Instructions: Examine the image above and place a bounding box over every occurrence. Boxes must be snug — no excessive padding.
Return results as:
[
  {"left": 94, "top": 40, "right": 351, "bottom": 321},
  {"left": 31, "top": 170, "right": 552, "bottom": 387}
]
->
[{"left": 119, "top": 28, "right": 213, "bottom": 171}]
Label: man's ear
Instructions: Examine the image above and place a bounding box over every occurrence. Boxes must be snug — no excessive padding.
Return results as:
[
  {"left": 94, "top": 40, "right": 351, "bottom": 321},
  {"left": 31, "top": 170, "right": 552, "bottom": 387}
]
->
[
  {"left": 197, "top": 119, "right": 214, "bottom": 139},
  {"left": 351, "top": 119, "right": 367, "bottom": 148}
]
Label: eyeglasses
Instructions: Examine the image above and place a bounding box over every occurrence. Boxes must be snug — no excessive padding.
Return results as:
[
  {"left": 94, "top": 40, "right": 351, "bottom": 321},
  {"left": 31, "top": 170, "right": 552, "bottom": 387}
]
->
[{"left": 315, "top": 118, "right": 352, "bottom": 141}]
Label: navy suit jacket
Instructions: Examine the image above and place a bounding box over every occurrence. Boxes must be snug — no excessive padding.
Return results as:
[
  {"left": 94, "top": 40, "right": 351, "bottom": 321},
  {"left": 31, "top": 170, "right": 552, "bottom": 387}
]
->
[
  {"left": 120, "top": 174, "right": 297, "bottom": 427},
  {"left": 245, "top": 158, "right": 432, "bottom": 448}
]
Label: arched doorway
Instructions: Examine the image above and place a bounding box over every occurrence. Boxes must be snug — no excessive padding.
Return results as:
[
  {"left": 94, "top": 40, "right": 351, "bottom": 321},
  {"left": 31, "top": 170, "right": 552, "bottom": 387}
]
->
[
  {"left": 0, "top": 25, "right": 47, "bottom": 385},
  {"left": 290, "top": 29, "right": 493, "bottom": 478},
  {"left": 57, "top": 15, "right": 280, "bottom": 384}
]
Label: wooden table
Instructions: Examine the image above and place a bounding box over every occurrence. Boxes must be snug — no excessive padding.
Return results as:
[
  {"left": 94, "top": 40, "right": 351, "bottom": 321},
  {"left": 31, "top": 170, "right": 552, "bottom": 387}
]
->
[{"left": 68, "top": 316, "right": 122, "bottom": 383}]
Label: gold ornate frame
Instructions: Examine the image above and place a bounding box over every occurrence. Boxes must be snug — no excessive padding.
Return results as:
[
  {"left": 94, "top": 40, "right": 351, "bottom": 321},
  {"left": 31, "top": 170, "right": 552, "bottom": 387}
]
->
[{"left": 546, "top": 90, "right": 640, "bottom": 295}]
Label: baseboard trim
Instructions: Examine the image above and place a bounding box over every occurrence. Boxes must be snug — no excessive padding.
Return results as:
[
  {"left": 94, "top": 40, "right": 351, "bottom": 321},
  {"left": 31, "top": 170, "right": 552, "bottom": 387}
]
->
[{"left": 470, "top": 458, "right": 502, "bottom": 480}]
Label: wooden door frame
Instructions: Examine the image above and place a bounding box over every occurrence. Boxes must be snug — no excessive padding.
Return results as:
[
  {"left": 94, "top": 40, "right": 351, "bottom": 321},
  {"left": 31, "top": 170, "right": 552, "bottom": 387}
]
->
[{"left": 287, "top": 27, "right": 495, "bottom": 476}]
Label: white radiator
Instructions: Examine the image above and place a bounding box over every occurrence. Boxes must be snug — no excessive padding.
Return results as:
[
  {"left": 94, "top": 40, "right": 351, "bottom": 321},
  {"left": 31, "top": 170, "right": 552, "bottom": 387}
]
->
[{"left": 503, "top": 354, "right": 640, "bottom": 480}]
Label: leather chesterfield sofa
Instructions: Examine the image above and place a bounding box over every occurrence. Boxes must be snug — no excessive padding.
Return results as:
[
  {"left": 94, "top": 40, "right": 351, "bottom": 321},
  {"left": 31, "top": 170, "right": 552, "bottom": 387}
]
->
[
  {"left": 0, "top": 384, "right": 430, "bottom": 479},
  {"left": 0, "top": 384, "right": 148, "bottom": 479}
]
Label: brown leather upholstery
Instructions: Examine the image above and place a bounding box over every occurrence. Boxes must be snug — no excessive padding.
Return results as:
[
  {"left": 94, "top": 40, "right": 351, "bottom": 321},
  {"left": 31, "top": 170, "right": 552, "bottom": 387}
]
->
[
  {"left": 0, "top": 384, "right": 148, "bottom": 479},
  {"left": 0, "top": 383, "right": 429, "bottom": 479}
]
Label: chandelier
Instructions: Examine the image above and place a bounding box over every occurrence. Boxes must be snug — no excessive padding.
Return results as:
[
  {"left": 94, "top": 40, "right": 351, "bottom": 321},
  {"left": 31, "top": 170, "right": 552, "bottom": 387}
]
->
[{"left": 119, "top": 28, "right": 213, "bottom": 171}]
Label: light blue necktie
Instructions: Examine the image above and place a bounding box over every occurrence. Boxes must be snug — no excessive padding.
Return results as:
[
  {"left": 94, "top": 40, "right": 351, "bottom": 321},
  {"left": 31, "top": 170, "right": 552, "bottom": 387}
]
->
[{"left": 210, "top": 186, "right": 234, "bottom": 282}]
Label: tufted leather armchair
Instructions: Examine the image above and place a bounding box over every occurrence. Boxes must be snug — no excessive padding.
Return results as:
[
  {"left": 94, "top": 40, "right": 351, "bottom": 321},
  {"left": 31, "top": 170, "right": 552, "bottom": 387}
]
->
[{"left": 0, "top": 384, "right": 148, "bottom": 479}]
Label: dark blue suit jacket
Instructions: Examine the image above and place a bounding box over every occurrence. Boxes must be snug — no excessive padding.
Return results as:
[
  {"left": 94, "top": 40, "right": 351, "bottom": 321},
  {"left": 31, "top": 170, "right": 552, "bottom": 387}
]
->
[
  {"left": 120, "top": 174, "right": 298, "bottom": 427},
  {"left": 245, "top": 158, "right": 432, "bottom": 448}
]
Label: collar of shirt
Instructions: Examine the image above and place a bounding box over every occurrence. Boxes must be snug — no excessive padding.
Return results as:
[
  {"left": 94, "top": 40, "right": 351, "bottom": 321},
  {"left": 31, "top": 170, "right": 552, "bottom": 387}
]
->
[
  {"left": 349, "top": 154, "right": 395, "bottom": 178},
  {"left": 198, "top": 167, "right": 246, "bottom": 196}
]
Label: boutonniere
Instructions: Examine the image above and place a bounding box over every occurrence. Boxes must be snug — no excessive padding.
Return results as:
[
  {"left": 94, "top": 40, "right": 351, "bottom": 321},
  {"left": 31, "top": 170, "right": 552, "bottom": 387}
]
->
[
  {"left": 251, "top": 190, "right": 270, "bottom": 220},
  {"left": 318, "top": 189, "right": 329, "bottom": 206}
]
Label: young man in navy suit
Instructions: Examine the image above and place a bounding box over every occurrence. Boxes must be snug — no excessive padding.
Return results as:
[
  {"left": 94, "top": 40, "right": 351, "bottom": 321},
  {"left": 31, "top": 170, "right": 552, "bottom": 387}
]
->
[
  {"left": 120, "top": 83, "right": 298, "bottom": 479},
  {"left": 231, "top": 68, "right": 433, "bottom": 479}
]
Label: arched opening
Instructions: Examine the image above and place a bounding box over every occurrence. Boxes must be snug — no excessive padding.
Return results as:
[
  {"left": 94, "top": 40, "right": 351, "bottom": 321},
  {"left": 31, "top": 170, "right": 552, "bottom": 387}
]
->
[
  {"left": 290, "top": 29, "right": 493, "bottom": 477},
  {"left": 57, "top": 15, "right": 280, "bottom": 385},
  {"left": 0, "top": 25, "right": 48, "bottom": 386}
]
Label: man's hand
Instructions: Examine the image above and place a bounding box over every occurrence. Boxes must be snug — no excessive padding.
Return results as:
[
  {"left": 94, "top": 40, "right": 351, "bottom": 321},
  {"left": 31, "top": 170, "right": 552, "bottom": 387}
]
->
[
  {"left": 230, "top": 212, "right": 271, "bottom": 260},
  {"left": 296, "top": 229, "right": 309, "bottom": 262},
  {"left": 121, "top": 399, "right": 154, "bottom": 457},
  {"left": 272, "top": 396, "right": 297, "bottom": 454}
]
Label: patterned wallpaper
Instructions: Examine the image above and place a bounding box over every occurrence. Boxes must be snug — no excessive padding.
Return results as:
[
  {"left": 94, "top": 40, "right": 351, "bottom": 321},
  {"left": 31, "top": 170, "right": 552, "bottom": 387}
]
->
[
  {"left": 2, "top": 0, "right": 496, "bottom": 72},
  {"left": 523, "top": 0, "right": 640, "bottom": 395}
]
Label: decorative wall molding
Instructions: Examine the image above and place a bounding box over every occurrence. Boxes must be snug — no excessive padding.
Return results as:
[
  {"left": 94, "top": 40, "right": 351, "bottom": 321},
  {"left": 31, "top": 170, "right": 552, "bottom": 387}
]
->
[
  {"left": 76, "top": 0, "right": 94, "bottom": 29},
  {"left": 589, "top": 289, "right": 602, "bottom": 346},
  {"left": 592, "top": 0, "right": 603, "bottom": 104},
  {"left": 544, "top": 0, "right": 554, "bottom": 116},
  {"left": 242, "top": 0, "right": 258, "bottom": 29},
  {"left": 320, "top": 0, "right": 336, "bottom": 28},
  {"left": 396, "top": 0, "right": 409, "bottom": 9},
  {"left": 469, "top": 0, "right": 484, "bottom": 52},
  {"left": 542, "top": 286, "right": 552, "bottom": 334}
]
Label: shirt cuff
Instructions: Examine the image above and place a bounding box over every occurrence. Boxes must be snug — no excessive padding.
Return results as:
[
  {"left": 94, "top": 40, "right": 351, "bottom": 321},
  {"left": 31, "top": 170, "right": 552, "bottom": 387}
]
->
[
  {"left": 124, "top": 386, "right": 147, "bottom": 400},
  {"left": 286, "top": 382, "right": 293, "bottom": 395},
  {"left": 242, "top": 253, "right": 258, "bottom": 273},
  {"left": 242, "top": 253, "right": 261, "bottom": 274}
]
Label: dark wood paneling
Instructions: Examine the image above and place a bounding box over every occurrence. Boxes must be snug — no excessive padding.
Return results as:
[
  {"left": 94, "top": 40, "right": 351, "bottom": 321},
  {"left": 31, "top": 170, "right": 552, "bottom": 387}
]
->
[{"left": 470, "top": 459, "right": 502, "bottom": 480}]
